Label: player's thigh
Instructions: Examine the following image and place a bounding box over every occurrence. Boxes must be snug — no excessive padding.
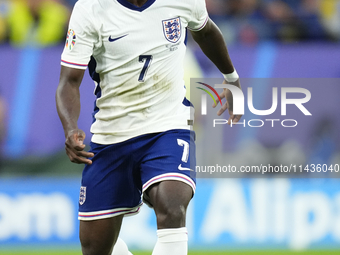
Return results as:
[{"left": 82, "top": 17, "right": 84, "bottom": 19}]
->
[
  {"left": 146, "top": 180, "right": 193, "bottom": 228},
  {"left": 79, "top": 215, "right": 124, "bottom": 255}
]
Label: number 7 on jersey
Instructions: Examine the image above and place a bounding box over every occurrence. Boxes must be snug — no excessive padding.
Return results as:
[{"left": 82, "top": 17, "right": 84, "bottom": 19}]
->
[{"left": 138, "top": 55, "right": 153, "bottom": 82}]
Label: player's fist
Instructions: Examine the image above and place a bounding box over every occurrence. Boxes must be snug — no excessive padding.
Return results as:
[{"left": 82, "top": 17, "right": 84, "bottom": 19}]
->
[{"left": 65, "top": 129, "right": 94, "bottom": 165}]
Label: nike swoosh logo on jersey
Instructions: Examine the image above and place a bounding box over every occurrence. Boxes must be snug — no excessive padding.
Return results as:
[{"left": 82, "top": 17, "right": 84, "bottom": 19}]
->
[
  {"left": 108, "top": 34, "right": 128, "bottom": 42},
  {"left": 178, "top": 164, "right": 194, "bottom": 171}
]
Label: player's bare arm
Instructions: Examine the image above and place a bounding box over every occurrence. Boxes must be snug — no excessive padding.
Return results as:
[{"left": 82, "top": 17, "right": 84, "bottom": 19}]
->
[
  {"left": 56, "top": 66, "right": 94, "bottom": 165},
  {"left": 190, "top": 18, "right": 242, "bottom": 124}
]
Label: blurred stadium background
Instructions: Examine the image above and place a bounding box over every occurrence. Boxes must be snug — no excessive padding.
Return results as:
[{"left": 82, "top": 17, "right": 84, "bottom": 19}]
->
[{"left": 0, "top": 0, "right": 340, "bottom": 254}]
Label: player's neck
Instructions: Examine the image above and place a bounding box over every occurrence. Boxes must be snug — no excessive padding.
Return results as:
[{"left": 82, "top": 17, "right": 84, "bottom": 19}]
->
[{"left": 126, "top": 0, "right": 149, "bottom": 7}]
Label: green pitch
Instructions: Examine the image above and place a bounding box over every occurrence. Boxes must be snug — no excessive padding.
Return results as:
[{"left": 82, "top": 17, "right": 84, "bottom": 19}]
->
[{"left": 1, "top": 251, "right": 340, "bottom": 255}]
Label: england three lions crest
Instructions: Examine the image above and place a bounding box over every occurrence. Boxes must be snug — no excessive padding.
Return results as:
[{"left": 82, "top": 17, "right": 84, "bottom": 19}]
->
[
  {"left": 162, "top": 17, "right": 182, "bottom": 43},
  {"left": 79, "top": 186, "right": 86, "bottom": 205}
]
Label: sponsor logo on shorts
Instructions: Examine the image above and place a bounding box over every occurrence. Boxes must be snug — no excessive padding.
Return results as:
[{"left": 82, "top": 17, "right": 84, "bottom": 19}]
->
[
  {"left": 178, "top": 164, "right": 194, "bottom": 172},
  {"left": 79, "top": 186, "right": 86, "bottom": 205}
]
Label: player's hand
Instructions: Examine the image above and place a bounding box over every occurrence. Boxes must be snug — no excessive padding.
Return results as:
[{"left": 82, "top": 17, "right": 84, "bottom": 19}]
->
[
  {"left": 212, "top": 79, "right": 243, "bottom": 125},
  {"left": 65, "top": 129, "right": 94, "bottom": 165}
]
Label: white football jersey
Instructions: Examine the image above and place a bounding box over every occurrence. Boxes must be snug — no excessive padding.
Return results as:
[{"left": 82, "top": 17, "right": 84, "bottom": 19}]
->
[{"left": 61, "top": 0, "right": 208, "bottom": 144}]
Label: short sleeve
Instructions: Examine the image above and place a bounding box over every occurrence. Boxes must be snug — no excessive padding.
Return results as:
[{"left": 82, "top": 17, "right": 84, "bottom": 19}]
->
[
  {"left": 61, "top": 2, "right": 98, "bottom": 69},
  {"left": 187, "top": 0, "right": 209, "bottom": 31}
]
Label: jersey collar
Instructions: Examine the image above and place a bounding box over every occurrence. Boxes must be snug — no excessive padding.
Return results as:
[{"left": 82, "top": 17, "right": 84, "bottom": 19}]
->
[{"left": 116, "top": 0, "right": 156, "bottom": 12}]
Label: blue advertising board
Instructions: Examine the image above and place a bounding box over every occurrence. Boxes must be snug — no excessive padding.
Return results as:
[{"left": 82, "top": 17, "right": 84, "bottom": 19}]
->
[{"left": 1, "top": 178, "right": 340, "bottom": 250}]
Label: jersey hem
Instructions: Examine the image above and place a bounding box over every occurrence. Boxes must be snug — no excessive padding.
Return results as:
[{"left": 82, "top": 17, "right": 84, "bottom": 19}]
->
[{"left": 91, "top": 125, "right": 193, "bottom": 145}]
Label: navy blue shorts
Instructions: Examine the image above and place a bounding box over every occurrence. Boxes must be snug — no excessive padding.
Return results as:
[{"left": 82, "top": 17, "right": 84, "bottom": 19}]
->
[{"left": 78, "top": 129, "right": 196, "bottom": 221}]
